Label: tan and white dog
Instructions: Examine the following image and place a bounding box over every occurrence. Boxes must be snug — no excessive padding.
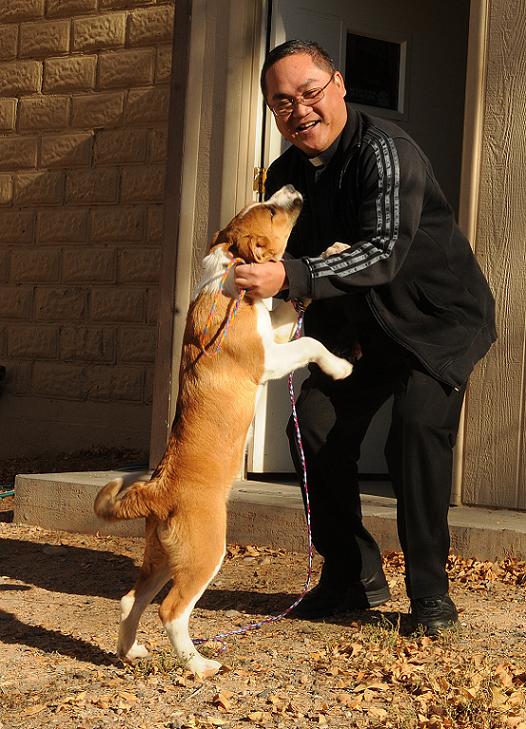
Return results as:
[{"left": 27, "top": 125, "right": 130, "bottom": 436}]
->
[{"left": 94, "top": 185, "right": 352, "bottom": 678}]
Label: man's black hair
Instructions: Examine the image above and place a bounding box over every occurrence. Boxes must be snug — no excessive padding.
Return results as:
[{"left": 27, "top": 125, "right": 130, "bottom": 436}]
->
[{"left": 260, "top": 39, "right": 337, "bottom": 97}]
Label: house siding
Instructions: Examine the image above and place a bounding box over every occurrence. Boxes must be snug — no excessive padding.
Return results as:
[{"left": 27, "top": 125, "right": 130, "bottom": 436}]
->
[{"left": 462, "top": 0, "right": 526, "bottom": 509}]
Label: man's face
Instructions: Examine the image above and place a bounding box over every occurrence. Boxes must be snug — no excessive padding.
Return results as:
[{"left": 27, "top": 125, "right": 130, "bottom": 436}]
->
[{"left": 264, "top": 53, "right": 347, "bottom": 157}]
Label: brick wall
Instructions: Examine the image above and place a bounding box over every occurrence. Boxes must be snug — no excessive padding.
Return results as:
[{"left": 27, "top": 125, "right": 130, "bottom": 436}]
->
[{"left": 0, "top": 0, "right": 175, "bottom": 458}]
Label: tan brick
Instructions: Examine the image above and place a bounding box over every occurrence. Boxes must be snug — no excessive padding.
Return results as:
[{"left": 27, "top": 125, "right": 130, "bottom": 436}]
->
[
  {"left": 94, "top": 128, "right": 148, "bottom": 165},
  {"left": 41, "top": 132, "right": 93, "bottom": 168},
  {"left": 18, "top": 96, "right": 70, "bottom": 130},
  {"left": 147, "top": 205, "right": 164, "bottom": 241},
  {"left": 0, "top": 175, "right": 13, "bottom": 205},
  {"left": 62, "top": 247, "right": 115, "bottom": 282},
  {"left": 149, "top": 128, "right": 168, "bottom": 163},
  {"left": 73, "top": 13, "right": 125, "bottom": 52},
  {"left": 156, "top": 44, "right": 172, "bottom": 83},
  {"left": 0, "top": 0, "right": 44, "bottom": 23},
  {"left": 144, "top": 364, "right": 154, "bottom": 403},
  {"left": 127, "top": 5, "right": 174, "bottom": 46},
  {"left": 146, "top": 287, "right": 159, "bottom": 323},
  {"left": 0, "top": 137, "right": 38, "bottom": 170},
  {"left": 65, "top": 168, "right": 119, "bottom": 204},
  {"left": 46, "top": 0, "right": 97, "bottom": 17},
  {"left": 91, "top": 288, "right": 144, "bottom": 322},
  {"left": 14, "top": 171, "right": 64, "bottom": 205},
  {"left": 8, "top": 325, "right": 57, "bottom": 358},
  {"left": 118, "top": 248, "right": 161, "bottom": 283},
  {"left": 0, "top": 24, "right": 18, "bottom": 60},
  {"left": 71, "top": 92, "right": 124, "bottom": 128},
  {"left": 32, "top": 361, "right": 87, "bottom": 399},
  {"left": 0, "top": 253, "right": 8, "bottom": 282},
  {"left": 5, "top": 360, "right": 33, "bottom": 394},
  {"left": 0, "top": 99, "right": 17, "bottom": 131},
  {"left": 61, "top": 326, "right": 114, "bottom": 362},
  {"left": 33, "top": 361, "right": 143, "bottom": 401},
  {"left": 10, "top": 248, "right": 61, "bottom": 282},
  {"left": 20, "top": 20, "right": 70, "bottom": 57},
  {"left": 90, "top": 206, "right": 144, "bottom": 242},
  {"left": 87, "top": 364, "right": 143, "bottom": 401},
  {"left": 44, "top": 55, "right": 97, "bottom": 92},
  {"left": 98, "top": 48, "right": 154, "bottom": 89},
  {"left": 119, "top": 326, "right": 156, "bottom": 362},
  {"left": 99, "top": 0, "right": 155, "bottom": 9},
  {"left": 0, "top": 60, "right": 41, "bottom": 95},
  {"left": 125, "top": 86, "right": 170, "bottom": 123},
  {"left": 121, "top": 165, "right": 165, "bottom": 203},
  {"left": 0, "top": 286, "right": 33, "bottom": 319},
  {"left": 35, "top": 287, "right": 88, "bottom": 321},
  {"left": 37, "top": 208, "right": 87, "bottom": 243},
  {"left": 0, "top": 210, "right": 34, "bottom": 243}
]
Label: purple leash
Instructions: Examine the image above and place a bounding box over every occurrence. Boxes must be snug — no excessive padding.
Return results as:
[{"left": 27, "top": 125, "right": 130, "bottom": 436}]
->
[{"left": 195, "top": 303, "right": 313, "bottom": 649}]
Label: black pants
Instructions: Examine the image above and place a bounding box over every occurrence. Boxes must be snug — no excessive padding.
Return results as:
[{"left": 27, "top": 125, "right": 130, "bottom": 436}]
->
[{"left": 287, "top": 313, "right": 465, "bottom": 600}]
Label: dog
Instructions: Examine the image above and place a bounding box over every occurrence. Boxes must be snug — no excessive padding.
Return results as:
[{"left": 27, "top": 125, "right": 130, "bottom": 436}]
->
[{"left": 94, "top": 185, "right": 353, "bottom": 678}]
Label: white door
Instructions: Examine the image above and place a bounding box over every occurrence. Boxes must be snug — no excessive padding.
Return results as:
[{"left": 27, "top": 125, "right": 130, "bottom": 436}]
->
[{"left": 247, "top": 0, "right": 470, "bottom": 474}]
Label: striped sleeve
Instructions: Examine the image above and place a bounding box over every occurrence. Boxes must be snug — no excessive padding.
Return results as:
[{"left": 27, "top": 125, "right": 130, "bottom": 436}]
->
[{"left": 309, "top": 127, "right": 401, "bottom": 280}]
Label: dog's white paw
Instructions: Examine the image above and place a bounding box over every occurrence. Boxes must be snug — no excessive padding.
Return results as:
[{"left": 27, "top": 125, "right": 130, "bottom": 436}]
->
[
  {"left": 321, "top": 242, "right": 351, "bottom": 259},
  {"left": 118, "top": 641, "right": 150, "bottom": 662},
  {"left": 324, "top": 355, "right": 353, "bottom": 380},
  {"left": 187, "top": 655, "right": 222, "bottom": 679}
]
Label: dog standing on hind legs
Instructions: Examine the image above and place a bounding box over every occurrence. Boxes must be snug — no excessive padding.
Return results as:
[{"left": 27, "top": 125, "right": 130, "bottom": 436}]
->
[{"left": 94, "top": 185, "right": 353, "bottom": 678}]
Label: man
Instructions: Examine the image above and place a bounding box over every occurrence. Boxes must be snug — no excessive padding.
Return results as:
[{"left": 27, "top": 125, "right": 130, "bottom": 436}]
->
[{"left": 234, "top": 40, "right": 496, "bottom": 634}]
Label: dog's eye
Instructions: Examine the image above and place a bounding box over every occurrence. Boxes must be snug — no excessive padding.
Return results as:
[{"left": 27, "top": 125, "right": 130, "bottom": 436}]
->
[{"left": 269, "top": 207, "right": 276, "bottom": 219}]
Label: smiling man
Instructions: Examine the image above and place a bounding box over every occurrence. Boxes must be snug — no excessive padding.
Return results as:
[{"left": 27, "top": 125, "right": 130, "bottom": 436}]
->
[{"left": 235, "top": 40, "right": 496, "bottom": 635}]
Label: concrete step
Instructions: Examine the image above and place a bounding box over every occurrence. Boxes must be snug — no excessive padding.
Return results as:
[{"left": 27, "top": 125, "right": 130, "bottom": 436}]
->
[{"left": 13, "top": 470, "right": 526, "bottom": 561}]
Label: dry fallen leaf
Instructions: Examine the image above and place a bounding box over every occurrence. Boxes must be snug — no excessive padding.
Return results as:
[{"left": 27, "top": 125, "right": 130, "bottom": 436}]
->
[
  {"left": 212, "top": 691, "right": 234, "bottom": 712},
  {"left": 22, "top": 705, "right": 47, "bottom": 716}
]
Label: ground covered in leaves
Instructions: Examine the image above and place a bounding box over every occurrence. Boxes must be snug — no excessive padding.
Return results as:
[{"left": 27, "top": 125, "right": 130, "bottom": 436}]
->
[{"left": 0, "top": 519, "right": 525, "bottom": 729}]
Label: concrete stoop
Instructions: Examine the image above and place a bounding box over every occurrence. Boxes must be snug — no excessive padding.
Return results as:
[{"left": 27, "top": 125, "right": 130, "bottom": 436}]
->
[{"left": 13, "top": 470, "right": 526, "bottom": 561}]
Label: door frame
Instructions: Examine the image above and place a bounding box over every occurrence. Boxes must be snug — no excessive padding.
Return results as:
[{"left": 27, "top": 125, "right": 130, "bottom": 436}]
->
[{"left": 151, "top": 0, "right": 490, "bottom": 505}]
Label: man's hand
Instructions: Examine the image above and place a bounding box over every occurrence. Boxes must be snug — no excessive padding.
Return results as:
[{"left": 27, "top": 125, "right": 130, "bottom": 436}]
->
[{"left": 234, "top": 261, "right": 288, "bottom": 298}]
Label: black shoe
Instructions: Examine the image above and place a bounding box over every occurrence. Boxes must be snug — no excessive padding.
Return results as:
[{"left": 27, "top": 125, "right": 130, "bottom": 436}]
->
[
  {"left": 293, "top": 569, "right": 391, "bottom": 619},
  {"left": 410, "top": 594, "right": 458, "bottom": 635}
]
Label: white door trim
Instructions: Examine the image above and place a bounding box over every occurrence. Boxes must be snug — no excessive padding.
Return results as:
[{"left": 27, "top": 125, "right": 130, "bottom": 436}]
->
[{"left": 150, "top": 0, "right": 267, "bottom": 465}]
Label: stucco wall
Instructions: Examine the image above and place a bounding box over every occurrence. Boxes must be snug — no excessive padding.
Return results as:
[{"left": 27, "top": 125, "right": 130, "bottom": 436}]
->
[
  {"left": 0, "top": 0, "right": 175, "bottom": 457},
  {"left": 463, "top": 0, "right": 526, "bottom": 509}
]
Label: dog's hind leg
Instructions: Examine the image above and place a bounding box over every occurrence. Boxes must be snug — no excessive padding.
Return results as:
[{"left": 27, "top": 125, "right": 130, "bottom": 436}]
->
[
  {"left": 117, "top": 523, "right": 171, "bottom": 661},
  {"left": 159, "top": 530, "right": 225, "bottom": 678}
]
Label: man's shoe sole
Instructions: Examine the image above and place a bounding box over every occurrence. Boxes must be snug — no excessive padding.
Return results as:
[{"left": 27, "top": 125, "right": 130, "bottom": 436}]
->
[
  {"left": 293, "top": 585, "right": 391, "bottom": 619},
  {"left": 412, "top": 617, "right": 459, "bottom": 636}
]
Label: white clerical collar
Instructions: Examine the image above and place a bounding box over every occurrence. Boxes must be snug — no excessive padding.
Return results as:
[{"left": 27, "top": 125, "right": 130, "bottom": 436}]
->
[{"left": 307, "top": 135, "right": 341, "bottom": 169}]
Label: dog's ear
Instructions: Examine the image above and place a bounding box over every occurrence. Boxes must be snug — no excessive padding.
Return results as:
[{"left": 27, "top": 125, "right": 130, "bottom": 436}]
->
[
  {"left": 209, "top": 226, "right": 239, "bottom": 252},
  {"left": 242, "top": 234, "right": 275, "bottom": 263}
]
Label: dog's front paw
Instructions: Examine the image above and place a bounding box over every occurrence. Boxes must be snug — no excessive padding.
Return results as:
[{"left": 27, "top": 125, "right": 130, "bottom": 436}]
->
[
  {"left": 321, "top": 242, "right": 351, "bottom": 259},
  {"left": 323, "top": 355, "right": 353, "bottom": 380}
]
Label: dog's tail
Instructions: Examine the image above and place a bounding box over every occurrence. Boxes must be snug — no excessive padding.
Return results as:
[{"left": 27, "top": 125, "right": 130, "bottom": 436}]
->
[{"left": 94, "top": 476, "right": 161, "bottom": 521}]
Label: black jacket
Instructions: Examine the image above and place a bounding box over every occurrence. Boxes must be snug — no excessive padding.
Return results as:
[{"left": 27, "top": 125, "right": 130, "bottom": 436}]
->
[{"left": 266, "top": 105, "right": 496, "bottom": 388}]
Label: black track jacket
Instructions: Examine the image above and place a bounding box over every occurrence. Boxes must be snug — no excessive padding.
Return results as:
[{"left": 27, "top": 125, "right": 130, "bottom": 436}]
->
[{"left": 266, "top": 105, "right": 497, "bottom": 389}]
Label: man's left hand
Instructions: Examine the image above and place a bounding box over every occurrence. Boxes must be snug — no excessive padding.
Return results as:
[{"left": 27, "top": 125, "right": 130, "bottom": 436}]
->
[{"left": 234, "top": 261, "right": 288, "bottom": 298}]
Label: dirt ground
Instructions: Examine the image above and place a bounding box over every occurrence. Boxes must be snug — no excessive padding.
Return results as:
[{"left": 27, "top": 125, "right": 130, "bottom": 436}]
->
[{"left": 1, "top": 505, "right": 525, "bottom": 729}]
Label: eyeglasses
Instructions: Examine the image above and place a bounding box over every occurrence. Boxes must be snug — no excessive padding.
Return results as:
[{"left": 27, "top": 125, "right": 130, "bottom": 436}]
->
[{"left": 269, "top": 74, "right": 335, "bottom": 117}]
